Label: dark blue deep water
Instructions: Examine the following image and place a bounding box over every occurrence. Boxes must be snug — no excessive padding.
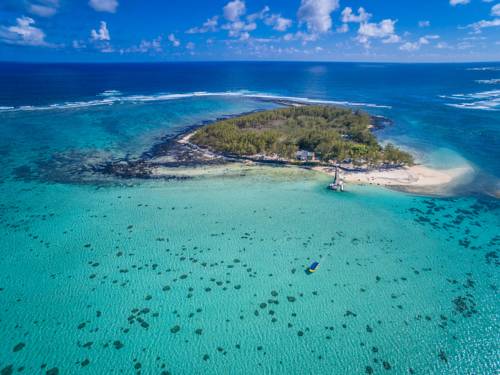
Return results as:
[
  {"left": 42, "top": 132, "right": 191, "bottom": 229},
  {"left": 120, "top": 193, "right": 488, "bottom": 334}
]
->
[{"left": 0, "top": 62, "right": 499, "bottom": 183}]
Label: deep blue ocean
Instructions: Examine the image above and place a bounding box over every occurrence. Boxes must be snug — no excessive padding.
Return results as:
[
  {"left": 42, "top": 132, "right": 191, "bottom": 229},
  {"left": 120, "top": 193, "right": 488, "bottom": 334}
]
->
[
  {"left": 0, "top": 62, "right": 499, "bottom": 182},
  {"left": 0, "top": 62, "right": 498, "bottom": 374}
]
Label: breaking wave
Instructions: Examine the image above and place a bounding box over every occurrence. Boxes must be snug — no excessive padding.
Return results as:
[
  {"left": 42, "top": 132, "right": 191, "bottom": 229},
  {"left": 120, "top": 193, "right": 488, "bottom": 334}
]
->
[
  {"left": 442, "top": 90, "right": 500, "bottom": 111},
  {"left": 467, "top": 67, "right": 500, "bottom": 72},
  {"left": 475, "top": 79, "right": 500, "bottom": 85},
  {"left": 0, "top": 90, "right": 391, "bottom": 113}
]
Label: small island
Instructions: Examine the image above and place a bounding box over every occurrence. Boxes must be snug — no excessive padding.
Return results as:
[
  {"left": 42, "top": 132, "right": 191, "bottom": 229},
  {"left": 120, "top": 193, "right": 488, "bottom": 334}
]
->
[
  {"left": 190, "top": 106, "right": 414, "bottom": 167},
  {"left": 42, "top": 103, "right": 470, "bottom": 196}
]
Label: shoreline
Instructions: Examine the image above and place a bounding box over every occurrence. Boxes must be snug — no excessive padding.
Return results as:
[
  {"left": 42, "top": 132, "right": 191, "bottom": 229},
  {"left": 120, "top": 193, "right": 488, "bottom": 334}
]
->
[
  {"left": 28, "top": 101, "right": 491, "bottom": 197},
  {"left": 312, "top": 164, "right": 475, "bottom": 196},
  {"left": 163, "top": 128, "right": 477, "bottom": 196}
]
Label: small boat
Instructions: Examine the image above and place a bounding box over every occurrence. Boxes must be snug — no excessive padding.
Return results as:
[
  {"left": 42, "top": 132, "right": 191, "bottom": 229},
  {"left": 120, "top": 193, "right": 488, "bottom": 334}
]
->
[{"left": 308, "top": 261, "right": 320, "bottom": 273}]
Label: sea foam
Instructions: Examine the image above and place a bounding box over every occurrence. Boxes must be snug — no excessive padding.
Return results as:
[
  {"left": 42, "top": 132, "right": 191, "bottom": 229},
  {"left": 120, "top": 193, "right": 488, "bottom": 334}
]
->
[
  {"left": 475, "top": 79, "right": 500, "bottom": 85},
  {"left": 443, "top": 89, "right": 500, "bottom": 111},
  {"left": 0, "top": 91, "right": 391, "bottom": 113}
]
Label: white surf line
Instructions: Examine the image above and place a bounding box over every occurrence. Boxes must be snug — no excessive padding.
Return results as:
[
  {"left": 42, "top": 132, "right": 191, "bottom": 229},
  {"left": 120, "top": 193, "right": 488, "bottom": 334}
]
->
[{"left": 0, "top": 91, "right": 392, "bottom": 113}]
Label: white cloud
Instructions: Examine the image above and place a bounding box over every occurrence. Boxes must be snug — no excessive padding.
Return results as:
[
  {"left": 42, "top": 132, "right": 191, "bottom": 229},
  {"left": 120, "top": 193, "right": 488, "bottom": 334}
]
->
[
  {"left": 28, "top": 0, "right": 59, "bottom": 17},
  {"left": 382, "top": 34, "right": 401, "bottom": 44},
  {"left": 400, "top": 42, "right": 420, "bottom": 51},
  {"left": 436, "top": 42, "right": 452, "bottom": 49},
  {"left": 91, "top": 21, "right": 110, "bottom": 41},
  {"left": 222, "top": 20, "right": 256, "bottom": 37},
  {"left": 247, "top": 6, "right": 269, "bottom": 22},
  {"left": 0, "top": 16, "right": 49, "bottom": 46},
  {"left": 399, "top": 35, "right": 440, "bottom": 51},
  {"left": 341, "top": 7, "right": 371, "bottom": 23},
  {"left": 283, "top": 31, "right": 319, "bottom": 43},
  {"left": 264, "top": 14, "right": 292, "bottom": 31},
  {"left": 356, "top": 19, "right": 399, "bottom": 46},
  {"left": 466, "top": 18, "right": 500, "bottom": 33},
  {"left": 220, "top": 0, "right": 261, "bottom": 39},
  {"left": 336, "top": 23, "right": 349, "bottom": 33},
  {"left": 246, "top": 6, "right": 292, "bottom": 32},
  {"left": 298, "top": 0, "right": 339, "bottom": 33},
  {"left": 223, "top": 0, "right": 246, "bottom": 21},
  {"left": 187, "top": 16, "right": 219, "bottom": 34},
  {"left": 239, "top": 32, "right": 250, "bottom": 40},
  {"left": 72, "top": 40, "right": 86, "bottom": 49},
  {"left": 418, "top": 20, "right": 430, "bottom": 27},
  {"left": 418, "top": 37, "right": 430, "bottom": 45},
  {"left": 120, "top": 37, "right": 162, "bottom": 54},
  {"left": 168, "top": 33, "right": 180, "bottom": 47},
  {"left": 450, "top": 0, "right": 470, "bottom": 5},
  {"left": 89, "top": 0, "right": 118, "bottom": 13},
  {"left": 492, "top": 4, "right": 500, "bottom": 16},
  {"left": 136, "top": 38, "right": 161, "bottom": 52}
]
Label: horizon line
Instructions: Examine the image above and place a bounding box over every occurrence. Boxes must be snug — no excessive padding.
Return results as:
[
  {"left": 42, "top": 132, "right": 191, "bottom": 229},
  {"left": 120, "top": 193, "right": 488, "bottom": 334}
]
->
[{"left": 1, "top": 59, "right": 500, "bottom": 65}]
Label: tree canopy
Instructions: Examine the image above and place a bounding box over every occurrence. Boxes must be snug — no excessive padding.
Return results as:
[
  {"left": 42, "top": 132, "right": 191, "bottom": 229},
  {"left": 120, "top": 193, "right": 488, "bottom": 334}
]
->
[{"left": 191, "top": 106, "right": 414, "bottom": 166}]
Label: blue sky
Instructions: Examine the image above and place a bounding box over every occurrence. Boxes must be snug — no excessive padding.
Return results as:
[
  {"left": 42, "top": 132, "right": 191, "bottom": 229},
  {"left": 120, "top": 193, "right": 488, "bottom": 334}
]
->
[{"left": 0, "top": 0, "right": 499, "bottom": 62}]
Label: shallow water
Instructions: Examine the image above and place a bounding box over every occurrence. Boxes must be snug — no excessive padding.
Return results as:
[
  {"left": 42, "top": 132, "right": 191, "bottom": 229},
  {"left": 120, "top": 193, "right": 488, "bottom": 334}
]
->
[
  {"left": 0, "top": 63, "right": 499, "bottom": 374},
  {"left": 0, "top": 168, "right": 498, "bottom": 374}
]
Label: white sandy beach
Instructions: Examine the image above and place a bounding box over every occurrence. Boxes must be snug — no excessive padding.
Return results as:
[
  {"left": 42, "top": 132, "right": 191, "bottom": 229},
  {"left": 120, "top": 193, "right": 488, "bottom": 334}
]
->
[
  {"left": 314, "top": 164, "right": 475, "bottom": 195},
  {"left": 171, "top": 129, "right": 480, "bottom": 196}
]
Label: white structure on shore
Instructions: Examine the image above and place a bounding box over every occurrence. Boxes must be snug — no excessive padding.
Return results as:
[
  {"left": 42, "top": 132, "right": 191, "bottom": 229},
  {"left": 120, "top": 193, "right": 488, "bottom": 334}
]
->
[{"left": 328, "top": 166, "right": 344, "bottom": 191}]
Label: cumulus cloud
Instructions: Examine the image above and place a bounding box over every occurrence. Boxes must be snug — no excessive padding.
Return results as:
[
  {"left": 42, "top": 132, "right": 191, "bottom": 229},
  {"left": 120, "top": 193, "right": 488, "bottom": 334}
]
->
[
  {"left": 436, "top": 42, "right": 452, "bottom": 49},
  {"left": 450, "top": 0, "right": 470, "bottom": 5},
  {"left": 0, "top": 16, "right": 49, "bottom": 46},
  {"left": 247, "top": 6, "right": 292, "bottom": 32},
  {"left": 418, "top": 20, "right": 430, "bottom": 27},
  {"left": 168, "top": 33, "right": 180, "bottom": 47},
  {"left": 356, "top": 19, "right": 400, "bottom": 46},
  {"left": 341, "top": 7, "right": 371, "bottom": 23},
  {"left": 187, "top": 16, "right": 219, "bottom": 34},
  {"left": 89, "top": 0, "right": 118, "bottom": 13},
  {"left": 91, "top": 21, "right": 110, "bottom": 41},
  {"left": 399, "top": 34, "right": 440, "bottom": 51},
  {"left": 223, "top": 0, "right": 246, "bottom": 21},
  {"left": 219, "top": 1, "right": 262, "bottom": 39},
  {"left": 283, "top": 31, "right": 319, "bottom": 43},
  {"left": 222, "top": 20, "right": 256, "bottom": 37},
  {"left": 492, "top": 4, "right": 500, "bottom": 16},
  {"left": 298, "top": 0, "right": 339, "bottom": 33},
  {"left": 188, "top": 2, "right": 291, "bottom": 41},
  {"left": 121, "top": 36, "right": 162, "bottom": 54},
  {"left": 264, "top": 14, "right": 293, "bottom": 31},
  {"left": 399, "top": 42, "right": 420, "bottom": 51},
  {"left": 28, "top": 0, "right": 59, "bottom": 17},
  {"left": 466, "top": 18, "right": 500, "bottom": 33}
]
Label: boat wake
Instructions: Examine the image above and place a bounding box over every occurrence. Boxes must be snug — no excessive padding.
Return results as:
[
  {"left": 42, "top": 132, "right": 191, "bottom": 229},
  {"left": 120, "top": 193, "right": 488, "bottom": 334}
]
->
[{"left": 0, "top": 90, "right": 391, "bottom": 113}]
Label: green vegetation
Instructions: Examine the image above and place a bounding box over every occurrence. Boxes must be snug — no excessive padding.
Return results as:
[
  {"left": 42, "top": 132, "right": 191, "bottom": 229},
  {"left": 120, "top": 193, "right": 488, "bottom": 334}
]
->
[{"left": 191, "top": 106, "right": 414, "bottom": 166}]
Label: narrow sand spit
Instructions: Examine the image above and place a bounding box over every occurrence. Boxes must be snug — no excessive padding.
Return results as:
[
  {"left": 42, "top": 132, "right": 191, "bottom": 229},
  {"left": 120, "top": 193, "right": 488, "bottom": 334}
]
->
[{"left": 313, "top": 164, "right": 475, "bottom": 195}]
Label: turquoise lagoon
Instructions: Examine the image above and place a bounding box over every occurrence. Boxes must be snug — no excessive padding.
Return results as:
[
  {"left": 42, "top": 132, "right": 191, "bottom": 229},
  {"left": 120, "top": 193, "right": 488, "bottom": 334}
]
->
[{"left": 0, "top": 62, "right": 499, "bottom": 375}]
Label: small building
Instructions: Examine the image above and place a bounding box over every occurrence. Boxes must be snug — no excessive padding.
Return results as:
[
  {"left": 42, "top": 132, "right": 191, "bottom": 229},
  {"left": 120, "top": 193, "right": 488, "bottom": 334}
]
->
[{"left": 296, "top": 150, "right": 316, "bottom": 161}]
